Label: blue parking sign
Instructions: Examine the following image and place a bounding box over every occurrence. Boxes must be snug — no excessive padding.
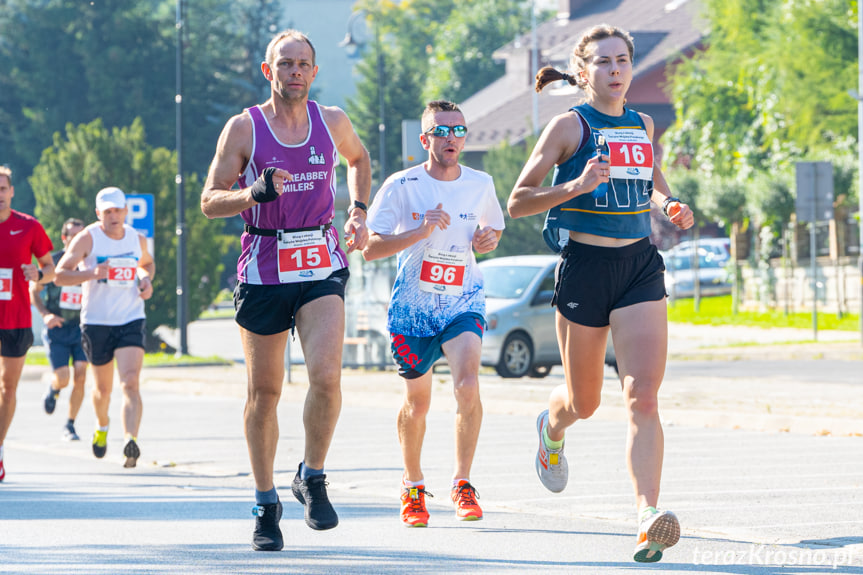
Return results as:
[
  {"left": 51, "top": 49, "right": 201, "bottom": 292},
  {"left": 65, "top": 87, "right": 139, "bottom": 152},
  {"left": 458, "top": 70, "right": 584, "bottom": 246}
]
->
[{"left": 125, "top": 194, "right": 154, "bottom": 238}]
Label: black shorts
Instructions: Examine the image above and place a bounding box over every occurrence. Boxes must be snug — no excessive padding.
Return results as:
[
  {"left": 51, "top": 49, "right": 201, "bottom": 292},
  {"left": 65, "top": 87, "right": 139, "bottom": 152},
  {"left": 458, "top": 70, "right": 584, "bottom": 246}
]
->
[
  {"left": 552, "top": 238, "right": 666, "bottom": 327},
  {"left": 234, "top": 267, "right": 350, "bottom": 336},
  {"left": 81, "top": 319, "right": 146, "bottom": 366},
  {"left": 0, "top": 328, "right": 34, "bottom": 358},
  {"left": 43, "top": 322, "right": 87, "bottom": 370}
]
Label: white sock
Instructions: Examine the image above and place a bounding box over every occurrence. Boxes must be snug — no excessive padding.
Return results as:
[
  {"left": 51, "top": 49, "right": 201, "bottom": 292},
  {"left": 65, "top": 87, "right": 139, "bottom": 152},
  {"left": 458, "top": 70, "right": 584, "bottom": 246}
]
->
[
  {"left": 0, "top": 445, "right": 4, "bottom": 461},
  {"left": 402, "top": 476, "right": 424, "bottom": 487},
  {"left": 452, "top": 477, "right": 469, "bottom": 488}
]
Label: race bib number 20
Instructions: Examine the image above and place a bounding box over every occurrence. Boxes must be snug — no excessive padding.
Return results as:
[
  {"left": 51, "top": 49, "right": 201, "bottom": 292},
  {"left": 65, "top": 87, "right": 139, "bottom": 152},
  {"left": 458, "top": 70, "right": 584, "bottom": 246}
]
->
[{"left": 107, "top": 258, "right": 137, "bottom": 288}]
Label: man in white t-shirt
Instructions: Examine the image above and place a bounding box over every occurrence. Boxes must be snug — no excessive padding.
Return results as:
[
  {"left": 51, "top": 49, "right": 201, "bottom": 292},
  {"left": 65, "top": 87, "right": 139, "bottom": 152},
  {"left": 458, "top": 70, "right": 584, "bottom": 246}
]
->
[
  {"left": 56, "top": 187, "right": 154, "bottom": 469},
  {"left": 363, "top": 100, "right": 505, "bottom": 527}
]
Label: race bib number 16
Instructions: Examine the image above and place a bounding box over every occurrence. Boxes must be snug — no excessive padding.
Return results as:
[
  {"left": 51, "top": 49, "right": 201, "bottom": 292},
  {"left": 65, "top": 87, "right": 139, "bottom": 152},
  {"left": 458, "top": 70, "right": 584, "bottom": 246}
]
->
[
  {"left": 600, "top": 128, "right": 654, "bottom": 181},
  {"left": 419, "top": 248, "right": 467, "bottom": 296}
]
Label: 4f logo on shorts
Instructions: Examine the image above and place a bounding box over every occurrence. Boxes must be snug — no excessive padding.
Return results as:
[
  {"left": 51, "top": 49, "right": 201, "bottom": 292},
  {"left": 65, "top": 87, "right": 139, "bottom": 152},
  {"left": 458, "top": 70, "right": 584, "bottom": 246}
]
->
[{"left": 567, "top": 302, "right": 579, "bottom": 309}]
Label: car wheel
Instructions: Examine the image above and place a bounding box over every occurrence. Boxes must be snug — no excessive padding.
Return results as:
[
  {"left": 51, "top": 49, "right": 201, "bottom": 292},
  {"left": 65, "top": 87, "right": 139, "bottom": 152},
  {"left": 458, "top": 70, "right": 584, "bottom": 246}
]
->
[
  {"left": 528, "top": 364, "right": 551, "bottom": 378},
  {"left": 495, "top": 332, "right": 533, "bottom": 378}
]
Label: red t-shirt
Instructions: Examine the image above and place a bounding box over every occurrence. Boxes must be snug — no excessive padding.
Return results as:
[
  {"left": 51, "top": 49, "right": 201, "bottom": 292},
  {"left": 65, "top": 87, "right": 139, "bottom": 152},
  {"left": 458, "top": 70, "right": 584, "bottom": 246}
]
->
[{"left": 0, "top": 210, "right": 54, "bottom": 329}]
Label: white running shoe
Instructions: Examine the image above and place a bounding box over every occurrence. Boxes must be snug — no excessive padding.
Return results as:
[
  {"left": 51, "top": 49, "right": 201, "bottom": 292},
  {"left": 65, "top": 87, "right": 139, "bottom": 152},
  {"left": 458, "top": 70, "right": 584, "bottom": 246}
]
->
[
  {"left": 535, "top": 410, "right": 568, "bottom": 493},
  {"left": 633, "top": 507, "right": 680, "bottom": 563}
]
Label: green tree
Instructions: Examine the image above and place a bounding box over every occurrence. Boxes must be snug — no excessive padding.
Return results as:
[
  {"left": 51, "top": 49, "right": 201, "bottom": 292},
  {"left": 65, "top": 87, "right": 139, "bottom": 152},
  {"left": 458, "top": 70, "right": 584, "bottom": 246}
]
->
[
  {"left": 30, "top": 119, "right": 225, "bottom": 336},
  {"left": 346, "top": 0, "right": 540, "bottom": 185},
  {"left": 482, "top": 137, "right": 551, "bottom": 257},
  {"left": 0, "top": 0, "right": 275, "bottom": 213},
  {"left": 422, "top": 0, "right": 533, "bottom": 104}
]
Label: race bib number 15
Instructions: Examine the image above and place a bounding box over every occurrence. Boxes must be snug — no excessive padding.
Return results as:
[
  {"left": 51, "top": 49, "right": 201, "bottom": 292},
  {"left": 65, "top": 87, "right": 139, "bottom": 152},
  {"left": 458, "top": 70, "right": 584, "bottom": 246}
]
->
[{"left": 277, "top": 230, "right": 333, "bottom": 284}]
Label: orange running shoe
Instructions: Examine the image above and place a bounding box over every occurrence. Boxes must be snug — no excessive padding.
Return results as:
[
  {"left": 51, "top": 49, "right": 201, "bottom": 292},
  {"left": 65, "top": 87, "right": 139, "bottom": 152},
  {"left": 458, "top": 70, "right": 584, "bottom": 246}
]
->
[
  {"left": 451, "top": 480, "right": 483, "bottom": 521},
  {"left": 400, "top": 484, "right": 433, "bottom": 527}
]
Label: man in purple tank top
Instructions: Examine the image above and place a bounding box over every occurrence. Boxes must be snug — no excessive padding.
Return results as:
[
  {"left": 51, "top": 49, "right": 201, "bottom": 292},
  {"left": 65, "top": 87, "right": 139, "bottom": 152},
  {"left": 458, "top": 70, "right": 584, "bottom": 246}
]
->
[{"left": 202, "top": 29, "right": 371, "bottom": 551}]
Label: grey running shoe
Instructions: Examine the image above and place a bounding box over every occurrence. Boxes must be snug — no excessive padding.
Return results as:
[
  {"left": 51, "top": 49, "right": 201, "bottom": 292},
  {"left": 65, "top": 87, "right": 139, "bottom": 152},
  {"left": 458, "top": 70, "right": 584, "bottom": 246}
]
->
[
  {"left": 535, "top": 410, "right": 568, "bottom": 493},
  {"left": 122, "top": 439, "right": 140, "bottom": 468},
  {"left": 292, "top": 464, "right": 339, "bottom": 530},
  {"left": 633, "top": 508, "right": 680, "bottom": 563},
  {"left": 43, "top": 386, "right": 59, "bottom": 415},
  {"left": 63, "top": 421, "right": 80, "bottom": 441},
  {"left": 251, "top": 501, "right": 283, "bottom": 551}
]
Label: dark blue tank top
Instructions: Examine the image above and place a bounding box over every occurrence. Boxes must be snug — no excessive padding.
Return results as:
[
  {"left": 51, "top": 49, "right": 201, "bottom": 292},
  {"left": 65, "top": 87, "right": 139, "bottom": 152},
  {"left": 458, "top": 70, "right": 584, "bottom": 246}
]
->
[{"left": 542, "top": 104, "right": 654, "bottom": 252}]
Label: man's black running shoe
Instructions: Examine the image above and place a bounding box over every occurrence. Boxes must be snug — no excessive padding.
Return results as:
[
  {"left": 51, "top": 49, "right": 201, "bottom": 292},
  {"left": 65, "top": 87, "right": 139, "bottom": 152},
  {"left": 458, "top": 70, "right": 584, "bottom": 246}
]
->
[
  {"left": 43, "top": 386, "right": 58, "bottom": 415},
  {"left": 251, "top": 500, "right": 283, "bottom": 551},
  {"left": 292, "top": 464, "right": 338, "bottom": 530},
  {"left": 123, "top": 439, "right": 140, "bottom": 468}
]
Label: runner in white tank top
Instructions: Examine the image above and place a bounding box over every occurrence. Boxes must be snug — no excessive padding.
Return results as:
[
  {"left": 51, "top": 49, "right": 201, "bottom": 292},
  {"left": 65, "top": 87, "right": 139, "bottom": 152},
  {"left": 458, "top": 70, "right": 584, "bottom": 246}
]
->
[{"left": 56, "top": 187, "right": 155, "bottom": 469}]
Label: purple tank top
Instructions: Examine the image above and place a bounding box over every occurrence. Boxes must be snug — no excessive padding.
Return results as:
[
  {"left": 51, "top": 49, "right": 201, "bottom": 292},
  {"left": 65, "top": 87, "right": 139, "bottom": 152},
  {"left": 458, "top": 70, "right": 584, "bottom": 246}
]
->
[{"left": 236, "top": 101, "right": 346, "bottom": 284}]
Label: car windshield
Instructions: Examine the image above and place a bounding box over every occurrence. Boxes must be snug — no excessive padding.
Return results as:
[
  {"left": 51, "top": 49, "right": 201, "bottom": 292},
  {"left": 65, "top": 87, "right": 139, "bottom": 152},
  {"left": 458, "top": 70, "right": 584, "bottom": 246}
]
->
[
  {"left": 667, "top": 252, "right": 723, "bottom": 271},
  {"left": 481, "top": 265, "right": 543, "bottom": 299}
]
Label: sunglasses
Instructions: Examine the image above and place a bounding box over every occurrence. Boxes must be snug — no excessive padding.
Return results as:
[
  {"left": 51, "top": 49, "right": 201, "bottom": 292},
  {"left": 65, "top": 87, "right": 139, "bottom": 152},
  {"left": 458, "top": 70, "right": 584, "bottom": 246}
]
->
[{"left": 424, "top": 125, "right": 468, "bottom": 138}]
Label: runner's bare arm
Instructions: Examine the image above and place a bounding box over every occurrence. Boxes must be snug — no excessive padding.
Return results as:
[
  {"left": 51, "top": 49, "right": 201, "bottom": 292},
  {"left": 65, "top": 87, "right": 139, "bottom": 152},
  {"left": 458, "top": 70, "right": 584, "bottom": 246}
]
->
[
  {"left": 323, "top": 105, "right": 371, "bottom": 252},
  {"left": 639, "top": 112, "right": 693, "bottom": 230},
  {"left": 136, "top": 234, "right": 155, "bottom": 300},
  {"left": 201, "top": 114, "right": 292, "bottom": 219},
  {"left": 508, "top": 112, "right": 605, "bottom": 218},
  {"left": 362, "top": 203, "right": 450, "bottom": 262},
  {"left": 54, "top": 232, "right": 102, "bottom": 286}
]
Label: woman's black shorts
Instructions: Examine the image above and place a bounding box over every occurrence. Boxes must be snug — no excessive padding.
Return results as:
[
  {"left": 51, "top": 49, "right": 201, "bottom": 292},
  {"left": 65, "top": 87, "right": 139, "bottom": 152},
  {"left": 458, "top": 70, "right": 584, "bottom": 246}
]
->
[{"left": 551, "top": 238, "right": 666, "bottom": 327}]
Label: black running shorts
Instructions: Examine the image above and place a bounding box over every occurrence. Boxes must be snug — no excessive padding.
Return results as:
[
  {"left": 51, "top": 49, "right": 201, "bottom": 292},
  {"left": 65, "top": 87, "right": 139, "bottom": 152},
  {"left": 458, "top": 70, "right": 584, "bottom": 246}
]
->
[
  {"left": 81, "top": 319, "right": 146, "bottom": 366},
  {"left": 234, "top": 267, "right": 350, "bottom": 336},
  {"left": 0, "top": 328, "right": 34, "bottom": 358},
  {"left": 552, "top": 238, "right": 666, "bottom": 327}
]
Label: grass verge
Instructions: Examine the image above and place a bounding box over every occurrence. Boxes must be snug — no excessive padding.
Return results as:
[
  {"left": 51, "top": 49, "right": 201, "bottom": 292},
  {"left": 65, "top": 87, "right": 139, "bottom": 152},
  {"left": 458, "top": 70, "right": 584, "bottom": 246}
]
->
[
  {"left": 667, "top": 295, "right": 860, "bottom": 331},
  {"left": 25, "top": 349, "right": 232, "bottom": 367}
]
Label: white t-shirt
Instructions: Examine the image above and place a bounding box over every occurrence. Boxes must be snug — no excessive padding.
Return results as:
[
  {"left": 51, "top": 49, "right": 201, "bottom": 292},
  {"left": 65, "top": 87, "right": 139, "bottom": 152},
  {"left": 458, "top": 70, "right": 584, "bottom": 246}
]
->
[{"left": 367, "top": 163, "right": 505, "bottom": 337}]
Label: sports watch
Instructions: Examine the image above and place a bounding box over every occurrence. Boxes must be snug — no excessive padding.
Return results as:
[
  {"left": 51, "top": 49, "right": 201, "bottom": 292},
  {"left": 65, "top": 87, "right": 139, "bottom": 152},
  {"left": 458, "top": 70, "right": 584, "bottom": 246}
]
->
[{"left": 347, "top": 200, "right": 368, "bottom": 216}]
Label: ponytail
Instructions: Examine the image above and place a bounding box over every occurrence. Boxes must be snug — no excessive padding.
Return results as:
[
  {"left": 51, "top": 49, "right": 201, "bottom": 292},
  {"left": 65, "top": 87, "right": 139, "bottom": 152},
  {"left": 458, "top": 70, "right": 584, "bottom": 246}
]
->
[{"left": 535, "top": 66, "right": 578, "bottom": 93}]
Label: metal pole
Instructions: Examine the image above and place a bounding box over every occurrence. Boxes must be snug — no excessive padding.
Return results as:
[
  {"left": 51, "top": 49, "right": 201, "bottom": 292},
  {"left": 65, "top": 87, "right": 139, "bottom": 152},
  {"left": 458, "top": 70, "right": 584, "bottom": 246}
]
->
[
  {"left": 858, "top": 3, "right": 863, "bottom": 345},
  {"left": 531, "top": 0, "right": 539, "bottom": 136},
  {"left": 811, "top": 222, "right": 818, "bottom": 341},
  {"left": 175, "top": 0, "right": 188, "bottom": 355},
  {"left": 376, "top": 25, "right": 386, "bottom": 186}
]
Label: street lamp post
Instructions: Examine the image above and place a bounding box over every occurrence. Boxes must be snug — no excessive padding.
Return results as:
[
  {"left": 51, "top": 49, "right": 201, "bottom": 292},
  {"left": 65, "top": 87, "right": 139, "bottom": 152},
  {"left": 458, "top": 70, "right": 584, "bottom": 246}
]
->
[
  {"left": 175, "top": 0, "right": 188, "bottom": 355},
  {"left": 340, "top": 11, "right": 386, "bottom": 186}
]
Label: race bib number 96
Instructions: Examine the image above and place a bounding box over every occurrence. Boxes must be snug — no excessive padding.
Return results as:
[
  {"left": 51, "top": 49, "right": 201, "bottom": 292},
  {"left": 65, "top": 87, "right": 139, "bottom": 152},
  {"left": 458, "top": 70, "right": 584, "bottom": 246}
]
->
[{"left": 419, "top": 248, "right": 467, "bottom": 296}]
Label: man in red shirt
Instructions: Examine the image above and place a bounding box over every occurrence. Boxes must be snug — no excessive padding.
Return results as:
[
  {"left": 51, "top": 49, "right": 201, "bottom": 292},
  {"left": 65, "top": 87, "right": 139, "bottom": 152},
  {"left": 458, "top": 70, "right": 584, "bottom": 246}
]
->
[{"left": 0, "top": 166, "right": 55, "bottom": 482}]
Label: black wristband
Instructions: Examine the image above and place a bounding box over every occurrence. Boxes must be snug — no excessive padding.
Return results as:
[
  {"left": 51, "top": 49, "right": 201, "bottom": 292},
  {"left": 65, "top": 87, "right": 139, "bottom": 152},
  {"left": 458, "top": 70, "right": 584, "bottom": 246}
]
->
[
  {"left": 662, "top": 196, "right": 680, "bottom": 218},
  {"left": 347, "top": 200, "right": 368, "bottom": 216},
  {"left": 250, "top": 167, "right": 280, "bottom": 204},
  {"left": 37, "top": 269, "right": 44, "bottom": 282}
]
